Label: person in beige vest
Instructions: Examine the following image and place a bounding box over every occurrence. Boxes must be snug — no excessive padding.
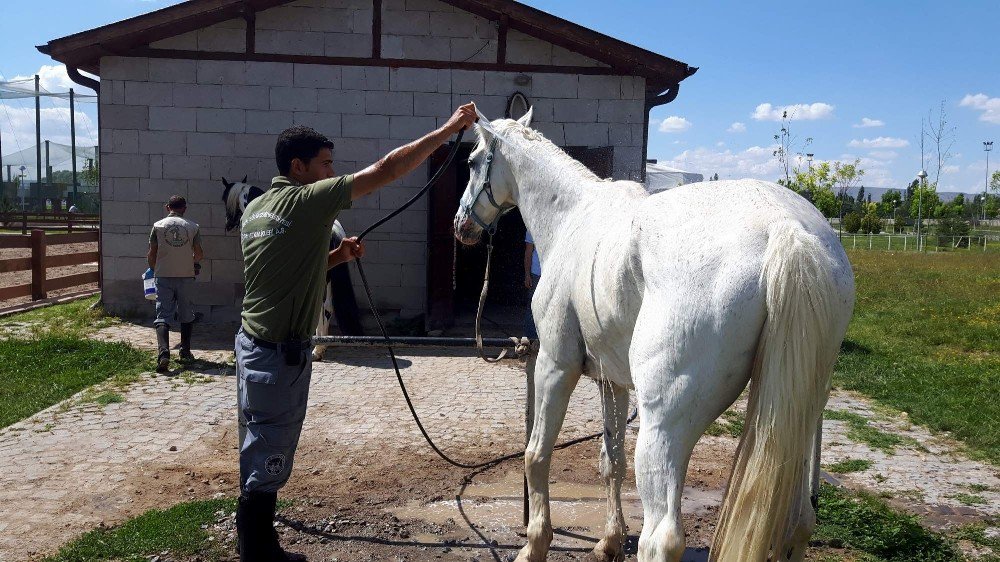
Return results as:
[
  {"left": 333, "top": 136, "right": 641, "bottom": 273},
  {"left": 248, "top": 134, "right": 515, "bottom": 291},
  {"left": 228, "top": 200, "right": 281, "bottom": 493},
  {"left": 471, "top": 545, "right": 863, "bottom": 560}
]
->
[{"left": 147, "top": 195, "right": 204, "bottom": 373}]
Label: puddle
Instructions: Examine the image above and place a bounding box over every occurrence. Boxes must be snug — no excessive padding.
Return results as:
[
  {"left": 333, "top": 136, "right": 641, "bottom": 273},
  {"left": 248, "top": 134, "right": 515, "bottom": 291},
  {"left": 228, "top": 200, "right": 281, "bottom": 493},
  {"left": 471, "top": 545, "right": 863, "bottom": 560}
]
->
[{"left": 389, "top": 469, "right": 723, "bottom": 552}]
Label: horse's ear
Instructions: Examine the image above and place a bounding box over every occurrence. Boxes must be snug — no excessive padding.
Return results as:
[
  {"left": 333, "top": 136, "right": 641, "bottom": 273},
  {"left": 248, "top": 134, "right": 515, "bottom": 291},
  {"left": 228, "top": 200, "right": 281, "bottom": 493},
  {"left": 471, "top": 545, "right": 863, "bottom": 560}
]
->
[
  {"left": 517, "top": 106, "right": 534, "bottom": 128},
  {"left": 222, "top": 177, "right": 232, "bottom": 188},
  {"left": 242, "top": 175, "right": 248, "bottom": 184}
]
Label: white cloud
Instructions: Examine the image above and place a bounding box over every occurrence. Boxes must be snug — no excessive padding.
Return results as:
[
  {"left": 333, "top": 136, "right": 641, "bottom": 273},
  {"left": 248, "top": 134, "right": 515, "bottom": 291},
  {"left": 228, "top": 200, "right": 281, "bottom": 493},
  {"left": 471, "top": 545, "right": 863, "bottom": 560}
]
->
[
  {"left": 848, "top": 136, "right": 910, "bottom": 149},
  {"left": 727, "top": 122, "right": 746, "bottom": 133},
  {"left": 10, "top": 65, "right": 81, "bottom": 93},
  {"left": 716, "top": 141, "right": 726, "bottom": 147},
  {"left": 658, "top": 145, "right": 784, "bottom": 181},
  {"left": 868, "top": 150, "right": 899, "bottom": 161},
  {"left": 959, "top": 93, "right": 1000, "bottom": 124},
  {"left": 752, "top": 102, "right": 835, "bottom": 121},
  {"left": 853, "top": 117, "right": 885, "bottom": 128},
  {"left": 942, "top": 165, "right": 960, "bottom": 174},
  {"left": 657, "top": 116, "right": 692, "bottom": 133},
  {"left": 656, "top": 144, "right": 900, "bottom": 188}
]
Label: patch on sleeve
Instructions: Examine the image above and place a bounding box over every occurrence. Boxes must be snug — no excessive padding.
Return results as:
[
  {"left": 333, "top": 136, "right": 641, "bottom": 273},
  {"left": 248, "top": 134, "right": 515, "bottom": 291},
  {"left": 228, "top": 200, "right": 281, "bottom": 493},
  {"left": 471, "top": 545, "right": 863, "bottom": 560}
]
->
[{"left": 264, "top": 454, "right": 286, "bottom": 476}]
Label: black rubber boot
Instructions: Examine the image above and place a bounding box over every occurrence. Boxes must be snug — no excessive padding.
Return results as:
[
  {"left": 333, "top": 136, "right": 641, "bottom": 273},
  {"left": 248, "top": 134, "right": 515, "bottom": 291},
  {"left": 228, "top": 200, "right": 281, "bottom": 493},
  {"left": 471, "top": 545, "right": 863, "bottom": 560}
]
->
[
  {"left": 236, "top": 492, "right": 306, "bottom": 562},
  {"left": 155, "top": 324, "right": 170, "bottom": 373},
  {"left": 179, "top": 322, "right": 194, "bottom": 361}
]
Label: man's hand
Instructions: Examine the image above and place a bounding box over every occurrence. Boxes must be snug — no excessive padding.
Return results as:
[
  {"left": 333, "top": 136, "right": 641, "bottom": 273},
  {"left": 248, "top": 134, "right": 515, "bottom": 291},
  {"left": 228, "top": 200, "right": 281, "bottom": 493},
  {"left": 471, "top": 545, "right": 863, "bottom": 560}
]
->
[
  {"left": 524, "top": 272, "right": 533, "bottom": 289},
  {"left": 443, "top": 102, "right": 478, "bottom": 135},
  {"left": 329, "top": 236, "right": 365, "bottom": 268}
]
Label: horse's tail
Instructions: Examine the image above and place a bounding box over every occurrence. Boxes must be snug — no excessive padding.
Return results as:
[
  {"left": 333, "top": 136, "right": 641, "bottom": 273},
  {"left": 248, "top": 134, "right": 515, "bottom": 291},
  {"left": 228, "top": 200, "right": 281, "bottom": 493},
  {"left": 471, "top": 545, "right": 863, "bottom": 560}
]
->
[{"left": 710, "top": 221, "right": 844, "bottom": 562}]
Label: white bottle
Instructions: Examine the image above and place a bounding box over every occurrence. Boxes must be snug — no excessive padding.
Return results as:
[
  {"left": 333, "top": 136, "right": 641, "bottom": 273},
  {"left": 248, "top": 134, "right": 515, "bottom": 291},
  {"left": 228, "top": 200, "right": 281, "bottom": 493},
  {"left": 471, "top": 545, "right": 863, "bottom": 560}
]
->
[{"left": 143, "top": 268, "right": 157, "bottom": 301}]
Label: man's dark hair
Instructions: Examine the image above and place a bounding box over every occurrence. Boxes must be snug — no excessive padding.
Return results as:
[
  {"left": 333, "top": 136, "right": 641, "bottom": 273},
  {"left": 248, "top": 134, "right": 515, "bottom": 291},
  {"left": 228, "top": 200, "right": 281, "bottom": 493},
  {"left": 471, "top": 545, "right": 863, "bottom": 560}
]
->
[
  {"left": 166, "top": 195, "right": 187, "bottom": 210},
  {"left": 275, "top": 126, "right": 334, "bottom": 176}
]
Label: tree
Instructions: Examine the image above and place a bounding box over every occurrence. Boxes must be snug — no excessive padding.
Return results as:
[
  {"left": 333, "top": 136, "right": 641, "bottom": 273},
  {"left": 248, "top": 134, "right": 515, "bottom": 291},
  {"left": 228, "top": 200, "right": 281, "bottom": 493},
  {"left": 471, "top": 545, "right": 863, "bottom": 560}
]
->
[
  {"left": 860, "top": 210, "right": 883, "bottom": 234},
  {"left": 855, "top": 186, "right": 866, "bottom": 213},
  {"left": 878, "top": 190, "right": 902, "bottom": 217},
  {"left": 772, "top": 110, "right": 812, "bottom": 187},
  {"left": 843, "top": 212, "right": 862, "bottom": 233},
  {"left": 833, "top": 159, "right": 865, "bottom": 220},
  {"left": 910, "top": 182, "right": 941, "bottom": 219},
  {"left": 786, "top": 161, "right": 838, "bottom": 216},
  {"left": 923, "top": 101, "right": 956, "bottom": 187},
  {"left": 991, "top": 170, "right": 1000, "bottom": 194}
]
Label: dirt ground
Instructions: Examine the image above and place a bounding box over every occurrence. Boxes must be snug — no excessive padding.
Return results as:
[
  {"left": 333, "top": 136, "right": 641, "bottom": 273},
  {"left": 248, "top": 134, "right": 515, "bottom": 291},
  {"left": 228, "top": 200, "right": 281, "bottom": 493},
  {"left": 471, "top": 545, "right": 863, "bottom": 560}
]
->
[
  {"left": 0, "top": 240, "right": 98, "bottom": 309},
  {"left": 129, "top": 420, "right": 734, "bottom": 562}
]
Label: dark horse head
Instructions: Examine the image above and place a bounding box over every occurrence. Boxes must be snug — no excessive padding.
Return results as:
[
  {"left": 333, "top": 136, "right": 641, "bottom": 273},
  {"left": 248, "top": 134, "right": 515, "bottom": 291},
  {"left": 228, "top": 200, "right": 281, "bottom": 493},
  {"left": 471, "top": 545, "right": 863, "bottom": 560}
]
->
[{"left": 220, "top": 176, "right": 264, "bottom": 232}]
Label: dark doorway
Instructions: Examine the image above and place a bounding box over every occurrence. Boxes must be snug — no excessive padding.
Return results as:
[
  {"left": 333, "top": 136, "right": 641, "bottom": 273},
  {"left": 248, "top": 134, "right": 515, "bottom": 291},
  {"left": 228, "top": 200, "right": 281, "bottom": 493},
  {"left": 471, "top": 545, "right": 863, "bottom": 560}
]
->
[{"left": 426, "top": 143, "right": 614, "bottom": 332}]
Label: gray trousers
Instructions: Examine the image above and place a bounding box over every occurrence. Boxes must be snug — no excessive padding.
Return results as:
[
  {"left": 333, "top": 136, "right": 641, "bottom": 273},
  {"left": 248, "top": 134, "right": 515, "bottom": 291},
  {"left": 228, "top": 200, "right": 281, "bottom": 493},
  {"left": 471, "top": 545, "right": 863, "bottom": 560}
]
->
[
  {"left": 235, "top": 328, "right": 314, "bottom": 494},
  {"left": 154, "top": 277, "right": 194, "bottom": 326}
]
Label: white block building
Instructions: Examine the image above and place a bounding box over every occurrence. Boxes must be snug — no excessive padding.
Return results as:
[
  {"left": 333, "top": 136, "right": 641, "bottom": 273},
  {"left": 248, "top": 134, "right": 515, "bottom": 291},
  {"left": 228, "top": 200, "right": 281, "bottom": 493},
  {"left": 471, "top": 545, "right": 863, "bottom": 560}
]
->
[{"left": 41, "top": 0, "right": 696, "bottom": 327}]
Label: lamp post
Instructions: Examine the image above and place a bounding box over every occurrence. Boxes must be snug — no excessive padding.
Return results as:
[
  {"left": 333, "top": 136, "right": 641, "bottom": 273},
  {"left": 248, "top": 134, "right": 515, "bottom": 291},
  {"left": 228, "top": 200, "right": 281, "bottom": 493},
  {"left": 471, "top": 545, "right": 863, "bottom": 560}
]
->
[
  {"left": 917, "top": 170, "right": 927, "bottom": 251},
  {"left": 807, "top": 153, "right": 814, "bottom": 171},
  {"left": 985, "top": 141, "right": 994, "bottom": 222}
]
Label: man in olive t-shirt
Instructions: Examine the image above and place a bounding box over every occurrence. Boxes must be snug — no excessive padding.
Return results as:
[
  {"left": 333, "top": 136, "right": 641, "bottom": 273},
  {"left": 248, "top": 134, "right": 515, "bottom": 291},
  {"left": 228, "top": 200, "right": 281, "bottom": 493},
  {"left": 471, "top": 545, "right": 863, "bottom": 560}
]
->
[{"left": 234, "top": 103, "right": 477, "bottom": 562}]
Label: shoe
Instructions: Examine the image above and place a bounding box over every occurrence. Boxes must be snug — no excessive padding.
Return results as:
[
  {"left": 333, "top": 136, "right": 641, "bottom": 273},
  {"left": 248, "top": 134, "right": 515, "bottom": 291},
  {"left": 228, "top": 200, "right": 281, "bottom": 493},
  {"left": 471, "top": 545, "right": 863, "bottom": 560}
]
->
[
  {"left": 179, "top": 322, "right": 195, "bottom": 361},
  {"left": 155, "top": 324, "right": 170, "bottom": 373}
]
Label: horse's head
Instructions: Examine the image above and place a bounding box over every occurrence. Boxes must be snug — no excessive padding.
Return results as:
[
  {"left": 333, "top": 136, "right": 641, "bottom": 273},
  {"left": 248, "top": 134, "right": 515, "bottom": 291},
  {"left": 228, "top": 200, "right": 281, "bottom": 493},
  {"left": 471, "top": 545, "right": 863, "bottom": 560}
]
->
[
  {"left": 220, "top": 176, "right": 264, "bottom": 231},
  {"left": 453, "top": 108, "right": 534, "bottom": 245}
]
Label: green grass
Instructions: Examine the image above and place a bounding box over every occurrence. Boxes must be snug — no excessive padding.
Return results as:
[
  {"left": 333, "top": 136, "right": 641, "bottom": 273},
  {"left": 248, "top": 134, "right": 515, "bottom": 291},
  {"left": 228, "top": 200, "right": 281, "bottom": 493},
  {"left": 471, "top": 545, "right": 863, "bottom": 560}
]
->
[
  {"left": 0, "top": 336, "right": 149, "bottom": 427},
  {"left": 834, "top": 251, "right": 1000, "bottom": 464},
  {"left": 826, "top": 458, "right": 874, "bottom": 474},
  {"left": 949, "top": 493, "right": 988, "bottom": 506},
  {"left": 705, "top": 409, "right": 745, "bottom": 438},
  {"left": 43, "top": 498, "right": 235, "bottom": 562},
  {"left": 0, "top": 296, "right": 150, "bottom": 428},
  {"left": 824, "top": 409, "right": 907, "bottom": 454},
  {"left": 813, "top": 483, "right": 961, "bottom": 562}
]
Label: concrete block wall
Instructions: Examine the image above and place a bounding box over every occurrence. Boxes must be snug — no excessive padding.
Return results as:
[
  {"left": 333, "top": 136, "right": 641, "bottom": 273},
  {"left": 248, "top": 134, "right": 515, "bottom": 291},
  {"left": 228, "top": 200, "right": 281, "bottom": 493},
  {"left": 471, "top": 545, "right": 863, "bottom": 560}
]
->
[
  {"left": 381, "top": 0, "right": 497, "bottom": 63},
  {"left": 149, "top": 19, "right": 246, "bottom": 53},
  {"left": 98, "top": 54, "right": 645, "bottom": 322},
  {"left": 254, "top": 0, "right": 373, "bottom": 58}
]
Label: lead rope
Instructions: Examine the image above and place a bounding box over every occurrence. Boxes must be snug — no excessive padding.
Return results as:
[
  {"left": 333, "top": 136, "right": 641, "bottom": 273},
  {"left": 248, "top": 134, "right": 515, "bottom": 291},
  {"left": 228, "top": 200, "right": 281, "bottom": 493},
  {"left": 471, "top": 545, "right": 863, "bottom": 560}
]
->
[{"left": 474, "top": 233, "right": 512, "bottom": 363}]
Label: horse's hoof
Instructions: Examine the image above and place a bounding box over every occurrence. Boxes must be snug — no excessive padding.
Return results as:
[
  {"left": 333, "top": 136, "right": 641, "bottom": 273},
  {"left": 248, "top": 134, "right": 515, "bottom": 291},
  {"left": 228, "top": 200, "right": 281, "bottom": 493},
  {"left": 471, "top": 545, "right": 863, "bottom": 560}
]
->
[
  {"left": 590, "top": 538, "right": 625, "bottom": 562},
  {"left": 514, "top": 545, "right": 545, "bottom": 562}
]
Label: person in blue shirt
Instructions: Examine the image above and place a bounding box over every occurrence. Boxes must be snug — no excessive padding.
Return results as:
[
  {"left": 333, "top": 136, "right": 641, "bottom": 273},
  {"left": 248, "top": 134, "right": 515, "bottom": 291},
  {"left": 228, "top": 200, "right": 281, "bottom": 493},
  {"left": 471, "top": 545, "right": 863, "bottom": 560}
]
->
[{"left": 524, "top": 230, "right": 541, "bottom": 339}]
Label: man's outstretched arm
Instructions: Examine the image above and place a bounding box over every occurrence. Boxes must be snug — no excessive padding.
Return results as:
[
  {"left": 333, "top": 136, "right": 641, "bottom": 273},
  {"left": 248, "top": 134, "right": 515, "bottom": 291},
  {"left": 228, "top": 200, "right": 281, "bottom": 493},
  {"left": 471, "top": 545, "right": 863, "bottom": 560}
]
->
[{"left": 350, "top": 103, "right": 477, "bottom": 201}]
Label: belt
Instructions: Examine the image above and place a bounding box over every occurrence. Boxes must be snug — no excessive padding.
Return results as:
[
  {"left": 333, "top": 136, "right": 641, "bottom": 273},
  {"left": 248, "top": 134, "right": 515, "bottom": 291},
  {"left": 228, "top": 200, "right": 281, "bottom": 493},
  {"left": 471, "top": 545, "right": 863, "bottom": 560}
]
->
[{"left": 245, "top": 333, "right": 311, "bottom": 350}]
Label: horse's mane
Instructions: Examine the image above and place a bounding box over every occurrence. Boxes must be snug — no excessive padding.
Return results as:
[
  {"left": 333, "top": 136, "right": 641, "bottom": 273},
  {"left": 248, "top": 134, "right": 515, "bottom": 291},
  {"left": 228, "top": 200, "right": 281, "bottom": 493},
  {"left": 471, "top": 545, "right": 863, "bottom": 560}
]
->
[{"left": 479, "top": 120, "right": 603, "bottom": 183}]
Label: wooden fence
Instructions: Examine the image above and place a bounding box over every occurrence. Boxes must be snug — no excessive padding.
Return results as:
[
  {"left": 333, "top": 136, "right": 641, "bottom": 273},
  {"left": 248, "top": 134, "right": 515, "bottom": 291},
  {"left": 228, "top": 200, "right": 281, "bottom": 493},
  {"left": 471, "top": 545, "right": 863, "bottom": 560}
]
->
[
  {"left": 0, "top": 212, "right": 100, "bottom": 234},
  {"left": 0, "top": 230, "right": 100, "bottom": 302}
]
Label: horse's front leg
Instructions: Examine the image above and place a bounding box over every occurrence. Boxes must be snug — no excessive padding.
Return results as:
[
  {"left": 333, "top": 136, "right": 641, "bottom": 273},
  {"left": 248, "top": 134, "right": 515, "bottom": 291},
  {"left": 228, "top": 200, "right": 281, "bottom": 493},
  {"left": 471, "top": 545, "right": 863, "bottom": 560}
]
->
[
  {"left": 312, "top": 282, "right": 334, "bottom": 361},
  {"left": 593, "top": 379, "right": 630, "bottom": 562},
  {"left": 518, "top": 347, "right": 582, "bottom": 562}
]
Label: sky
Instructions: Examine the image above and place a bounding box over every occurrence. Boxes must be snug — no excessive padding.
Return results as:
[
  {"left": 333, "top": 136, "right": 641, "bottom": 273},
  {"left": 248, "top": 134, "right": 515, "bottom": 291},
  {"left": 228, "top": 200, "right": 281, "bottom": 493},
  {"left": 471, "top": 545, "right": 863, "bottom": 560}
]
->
[{"left": 1, "top": 0, "right": 998, "bottom": 192}]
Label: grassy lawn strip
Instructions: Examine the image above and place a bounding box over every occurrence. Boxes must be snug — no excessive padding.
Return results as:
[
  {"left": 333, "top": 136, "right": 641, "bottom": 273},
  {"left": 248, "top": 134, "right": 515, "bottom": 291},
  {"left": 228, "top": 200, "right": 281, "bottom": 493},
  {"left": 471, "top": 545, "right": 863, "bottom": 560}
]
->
[
  {"left": 835, "top": 251, "right": 1000, "bottom": 464},
  {"left": 813, "top": 483, "right": 961, "bottom": 562},
  {"left": 824, "top": 409, "right": 907, "bottom": 454},
  {"left": 0, "top": 296, "right": 151, "bottom": 428},
  {"left": 0, "top": 336, "right": 149, "bottom": 428},
  {"left": 43, "top": 498, "right": 235, "bottom": 562},
  {"left": 825, "top": 458, "right": 873, "bottom": 474}
]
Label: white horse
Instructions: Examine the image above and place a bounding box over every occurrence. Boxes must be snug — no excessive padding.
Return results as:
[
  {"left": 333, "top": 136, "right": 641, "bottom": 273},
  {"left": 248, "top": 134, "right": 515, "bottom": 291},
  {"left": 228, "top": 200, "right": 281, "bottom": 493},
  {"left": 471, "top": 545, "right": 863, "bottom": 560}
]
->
[
  {"left": 453, "top": 110, "right": 855, "bottom": 562},
  {"left": 221, "top": 178, "right": 364, "bottom": 359}
]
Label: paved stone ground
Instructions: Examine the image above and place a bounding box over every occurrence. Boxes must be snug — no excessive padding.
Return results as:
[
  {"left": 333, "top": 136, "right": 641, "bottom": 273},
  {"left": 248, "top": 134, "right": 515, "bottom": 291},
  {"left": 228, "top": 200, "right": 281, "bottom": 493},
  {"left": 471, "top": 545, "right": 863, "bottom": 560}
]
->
[{"left": 1, "top": 320, "right": 997, "bottom": 560}]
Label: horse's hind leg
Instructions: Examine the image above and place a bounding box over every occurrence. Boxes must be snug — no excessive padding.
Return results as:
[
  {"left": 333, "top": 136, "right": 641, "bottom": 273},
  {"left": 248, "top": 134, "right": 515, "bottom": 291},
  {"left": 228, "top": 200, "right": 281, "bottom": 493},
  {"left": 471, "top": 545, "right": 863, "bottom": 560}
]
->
[
  {"left": 517, "top": 347, "right": 582, "bottom": 562},
  {"left": 593, "top": 379, "right": 630, "bottom": 562}
]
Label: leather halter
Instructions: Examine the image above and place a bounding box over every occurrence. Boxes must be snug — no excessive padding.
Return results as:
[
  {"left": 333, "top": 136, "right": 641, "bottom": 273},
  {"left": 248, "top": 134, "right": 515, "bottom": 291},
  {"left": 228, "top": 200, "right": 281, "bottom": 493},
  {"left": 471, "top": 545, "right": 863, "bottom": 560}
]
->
[{"left": 461, "top": 137, "right": 514, "bottom": 236}]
